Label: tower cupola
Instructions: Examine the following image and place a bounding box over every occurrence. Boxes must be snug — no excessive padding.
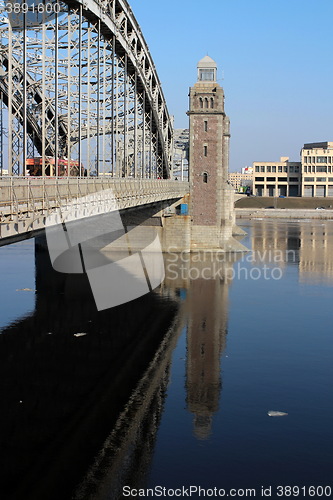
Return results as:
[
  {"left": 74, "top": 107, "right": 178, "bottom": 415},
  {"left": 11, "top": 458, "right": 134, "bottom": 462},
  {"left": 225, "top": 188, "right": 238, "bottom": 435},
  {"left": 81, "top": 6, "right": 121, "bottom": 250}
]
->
[{"left": 197, "top": 55, "right": 217, "bottom": 83}]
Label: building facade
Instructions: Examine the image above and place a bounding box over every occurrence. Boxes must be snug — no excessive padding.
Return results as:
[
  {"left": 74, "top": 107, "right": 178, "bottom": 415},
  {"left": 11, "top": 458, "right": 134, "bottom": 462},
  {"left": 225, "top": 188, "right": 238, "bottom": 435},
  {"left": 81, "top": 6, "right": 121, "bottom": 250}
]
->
[
  {"left": 228, "top": 171, "right": 252, "bottom": 191},
  {"left": 252, "top": 142, "right": 333, "bottom": 197},
  {"left": 252, "top": 157, "right": 301, "bottom": 197},
  {"left": 301, "top": 142, "right": 333, "bottom": 197}
]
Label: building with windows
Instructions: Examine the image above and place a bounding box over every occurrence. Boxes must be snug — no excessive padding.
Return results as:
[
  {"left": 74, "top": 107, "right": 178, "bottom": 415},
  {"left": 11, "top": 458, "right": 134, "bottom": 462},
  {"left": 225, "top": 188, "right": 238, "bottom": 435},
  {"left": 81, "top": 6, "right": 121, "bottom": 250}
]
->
[
  {"left": 252, "top": 157, "right": 301, "bottom": 197},
  {"left": 301, "top": 142, "right": 333, "bottom": 197},
  {"left": 252, "top": 142, "right": 333, "bottom": 197},
  {"left": 228, "top": 171, "right": 253, "bottom": 191}
]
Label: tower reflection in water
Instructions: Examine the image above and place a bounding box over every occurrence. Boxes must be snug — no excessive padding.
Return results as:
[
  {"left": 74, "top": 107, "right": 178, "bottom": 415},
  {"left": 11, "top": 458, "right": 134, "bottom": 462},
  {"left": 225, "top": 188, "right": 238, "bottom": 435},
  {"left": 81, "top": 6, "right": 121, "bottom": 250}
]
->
[
  {"left": 186, "top": 278, "right": 228, "bottom": 439},
  {"left": 164, "top": 252, "right": 235, "bottom": 441}
]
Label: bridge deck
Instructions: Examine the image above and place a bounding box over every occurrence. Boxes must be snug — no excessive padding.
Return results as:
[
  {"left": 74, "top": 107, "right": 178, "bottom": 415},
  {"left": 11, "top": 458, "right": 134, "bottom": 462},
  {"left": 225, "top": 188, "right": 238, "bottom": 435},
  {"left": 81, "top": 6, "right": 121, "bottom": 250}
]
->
[{"left": 0, "top": 177, "right": 189, "bottom": 244}]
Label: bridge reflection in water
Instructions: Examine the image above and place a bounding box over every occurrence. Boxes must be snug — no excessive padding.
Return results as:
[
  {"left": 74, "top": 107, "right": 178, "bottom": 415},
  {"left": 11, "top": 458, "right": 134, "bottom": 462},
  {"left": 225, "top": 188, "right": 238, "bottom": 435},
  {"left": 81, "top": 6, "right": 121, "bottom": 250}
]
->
[{"left": 0, "top": 241, "right": 236, "bottom": 500}]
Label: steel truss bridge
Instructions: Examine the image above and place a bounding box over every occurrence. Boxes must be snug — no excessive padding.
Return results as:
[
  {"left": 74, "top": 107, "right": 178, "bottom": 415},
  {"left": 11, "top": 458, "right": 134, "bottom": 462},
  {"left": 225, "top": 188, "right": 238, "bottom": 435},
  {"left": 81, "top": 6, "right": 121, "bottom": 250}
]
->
[{"left": 0, "top": 0, "right": 175, "bottom": 179}]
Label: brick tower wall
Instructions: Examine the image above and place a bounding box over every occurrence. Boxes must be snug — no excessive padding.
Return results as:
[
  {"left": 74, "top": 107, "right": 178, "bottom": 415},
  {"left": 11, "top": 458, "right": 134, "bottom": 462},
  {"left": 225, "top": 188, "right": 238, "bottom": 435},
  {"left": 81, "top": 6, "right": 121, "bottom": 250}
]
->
[{"left": 188, "top": 81, "right": 235, "bottom": 249}]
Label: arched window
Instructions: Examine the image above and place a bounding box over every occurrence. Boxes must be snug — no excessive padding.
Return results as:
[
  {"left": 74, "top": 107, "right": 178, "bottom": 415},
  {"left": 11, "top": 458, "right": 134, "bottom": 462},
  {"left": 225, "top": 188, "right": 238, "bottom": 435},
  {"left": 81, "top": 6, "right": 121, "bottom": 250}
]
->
[
  {"left": 210, "top": 98, "right": 214, "bottom": 109},
  {"left": 199, "top": 97, "right": 203, "bottom": 109},
  {"left": 203, "top": 172, "right": 208, "bottom": 183},
  {"left": 205, "top": 98, "right": 208, "bottom": 109}
]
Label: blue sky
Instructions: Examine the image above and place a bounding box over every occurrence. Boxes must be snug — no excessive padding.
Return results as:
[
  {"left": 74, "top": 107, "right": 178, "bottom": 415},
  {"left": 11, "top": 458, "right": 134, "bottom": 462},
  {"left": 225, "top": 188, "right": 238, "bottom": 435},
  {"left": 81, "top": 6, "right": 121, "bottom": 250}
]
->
[{"left": 130, "top": 0, "right": 333, "bottom": 171}]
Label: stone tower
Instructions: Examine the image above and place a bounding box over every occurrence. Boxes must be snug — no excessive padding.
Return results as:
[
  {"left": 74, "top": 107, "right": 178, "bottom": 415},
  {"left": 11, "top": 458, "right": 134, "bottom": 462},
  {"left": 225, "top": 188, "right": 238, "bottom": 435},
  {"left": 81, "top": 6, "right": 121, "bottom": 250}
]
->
[{"left": 188, "top": 56, "right": 236, "bottom": 250}]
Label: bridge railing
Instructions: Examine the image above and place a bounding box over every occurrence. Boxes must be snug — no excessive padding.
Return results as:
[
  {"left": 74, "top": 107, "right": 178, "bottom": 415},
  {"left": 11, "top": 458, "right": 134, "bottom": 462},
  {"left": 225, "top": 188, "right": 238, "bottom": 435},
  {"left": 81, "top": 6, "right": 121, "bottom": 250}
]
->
[{"left": 0, "top": 176, "right": 189, "bottom": 223}]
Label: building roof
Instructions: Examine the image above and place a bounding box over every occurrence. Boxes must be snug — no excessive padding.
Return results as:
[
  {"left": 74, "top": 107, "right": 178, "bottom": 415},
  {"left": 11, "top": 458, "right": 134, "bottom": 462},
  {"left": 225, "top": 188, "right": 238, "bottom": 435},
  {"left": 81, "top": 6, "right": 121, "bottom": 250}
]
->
[
  {"left": 197, "top": 55, "right": 217, "bottom": 68},
  {"left": 303, "top": 142, "right": 333, "bottom": 149}
]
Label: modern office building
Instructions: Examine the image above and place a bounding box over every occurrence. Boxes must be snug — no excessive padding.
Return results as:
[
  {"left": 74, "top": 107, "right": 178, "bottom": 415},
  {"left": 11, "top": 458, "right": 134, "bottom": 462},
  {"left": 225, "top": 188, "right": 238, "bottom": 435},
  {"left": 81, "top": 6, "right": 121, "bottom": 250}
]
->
[
  {"left": 301, "top": 142, "right": 333, "bottom": 197},
  {"left": 251, "top": 142, "right": 333, "bottom": 197},
  {"left": 252, "top": 157, "right": 301, "bottom": 197}
]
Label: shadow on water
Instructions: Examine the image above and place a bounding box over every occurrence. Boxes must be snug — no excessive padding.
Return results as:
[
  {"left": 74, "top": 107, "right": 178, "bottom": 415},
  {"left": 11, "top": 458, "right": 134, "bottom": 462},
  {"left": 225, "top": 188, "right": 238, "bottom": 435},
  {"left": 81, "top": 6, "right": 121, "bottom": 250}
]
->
[
  {"left": 0, "top": 232, "right": 240, "bottom": 499},
  {"left": 0, "top": 236, "right": 182, "bottom": 500}
]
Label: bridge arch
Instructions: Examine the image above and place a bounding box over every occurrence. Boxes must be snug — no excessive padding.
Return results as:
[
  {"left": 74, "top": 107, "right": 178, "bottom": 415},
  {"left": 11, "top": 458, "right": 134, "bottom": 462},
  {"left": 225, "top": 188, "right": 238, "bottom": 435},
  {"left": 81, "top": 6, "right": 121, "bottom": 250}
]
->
[{"left": 0, "top": 0, "right": 173, "bottom": 178}]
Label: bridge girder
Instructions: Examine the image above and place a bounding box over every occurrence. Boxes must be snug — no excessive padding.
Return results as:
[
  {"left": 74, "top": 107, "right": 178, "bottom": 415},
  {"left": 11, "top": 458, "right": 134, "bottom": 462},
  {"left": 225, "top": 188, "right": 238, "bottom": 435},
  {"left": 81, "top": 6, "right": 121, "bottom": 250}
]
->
[{"left": 0, "top": 0, "right": 173, "bottom": 178}]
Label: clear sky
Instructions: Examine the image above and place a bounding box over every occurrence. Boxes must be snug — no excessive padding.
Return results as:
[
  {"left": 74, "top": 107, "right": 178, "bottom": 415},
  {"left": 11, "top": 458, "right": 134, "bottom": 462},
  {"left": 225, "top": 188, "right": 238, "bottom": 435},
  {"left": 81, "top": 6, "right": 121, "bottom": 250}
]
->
[{"left": 130, "top": 0, "right": 333, "bottom": 171}]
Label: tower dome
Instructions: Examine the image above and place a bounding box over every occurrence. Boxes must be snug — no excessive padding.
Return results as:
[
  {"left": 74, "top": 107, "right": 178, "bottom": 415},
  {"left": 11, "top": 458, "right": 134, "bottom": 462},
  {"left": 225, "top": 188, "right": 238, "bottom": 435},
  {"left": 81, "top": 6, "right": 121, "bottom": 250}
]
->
[{"left": 197, "top": 55, "right": 217, "bottom": 82}]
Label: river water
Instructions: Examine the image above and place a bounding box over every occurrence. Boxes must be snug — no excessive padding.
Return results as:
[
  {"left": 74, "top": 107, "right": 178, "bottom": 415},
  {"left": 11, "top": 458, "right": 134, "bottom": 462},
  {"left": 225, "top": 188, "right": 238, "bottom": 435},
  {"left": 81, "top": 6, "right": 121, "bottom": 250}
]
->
[{"left": 0, "top": 219, "right": 332, "bottom": 499}]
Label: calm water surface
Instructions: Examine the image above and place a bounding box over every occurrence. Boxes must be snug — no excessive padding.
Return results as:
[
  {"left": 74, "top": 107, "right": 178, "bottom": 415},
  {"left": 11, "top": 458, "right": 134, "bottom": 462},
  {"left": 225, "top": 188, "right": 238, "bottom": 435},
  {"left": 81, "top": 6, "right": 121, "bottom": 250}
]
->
[{"left": 0, "top": 219, "right": 332, "bottom": 499}]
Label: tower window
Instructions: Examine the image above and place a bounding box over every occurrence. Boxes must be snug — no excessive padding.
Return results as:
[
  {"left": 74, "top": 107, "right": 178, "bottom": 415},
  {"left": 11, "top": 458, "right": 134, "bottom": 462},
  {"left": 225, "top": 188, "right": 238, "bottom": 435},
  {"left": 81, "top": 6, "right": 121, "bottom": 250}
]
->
[
  {"left": 199, "top": 98, "right": 203, "bottom": 109},
  {"left": 205, "top": 98, "right": 209, "bottom": 109},
  {"left": 204, "top": 145, "right": 207, "bottom": 157},
  {"left": 210, "top": 98, "right": 214, "bottom": 109},
  {"left": 203, "top": 172, "right": 208, "bottom": 183},
  {"left": 199, "top": 69, "right": 215, "bottom": 81},
  {"left": 204, "top": 120, "right": 208, "bottom": 132}
]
